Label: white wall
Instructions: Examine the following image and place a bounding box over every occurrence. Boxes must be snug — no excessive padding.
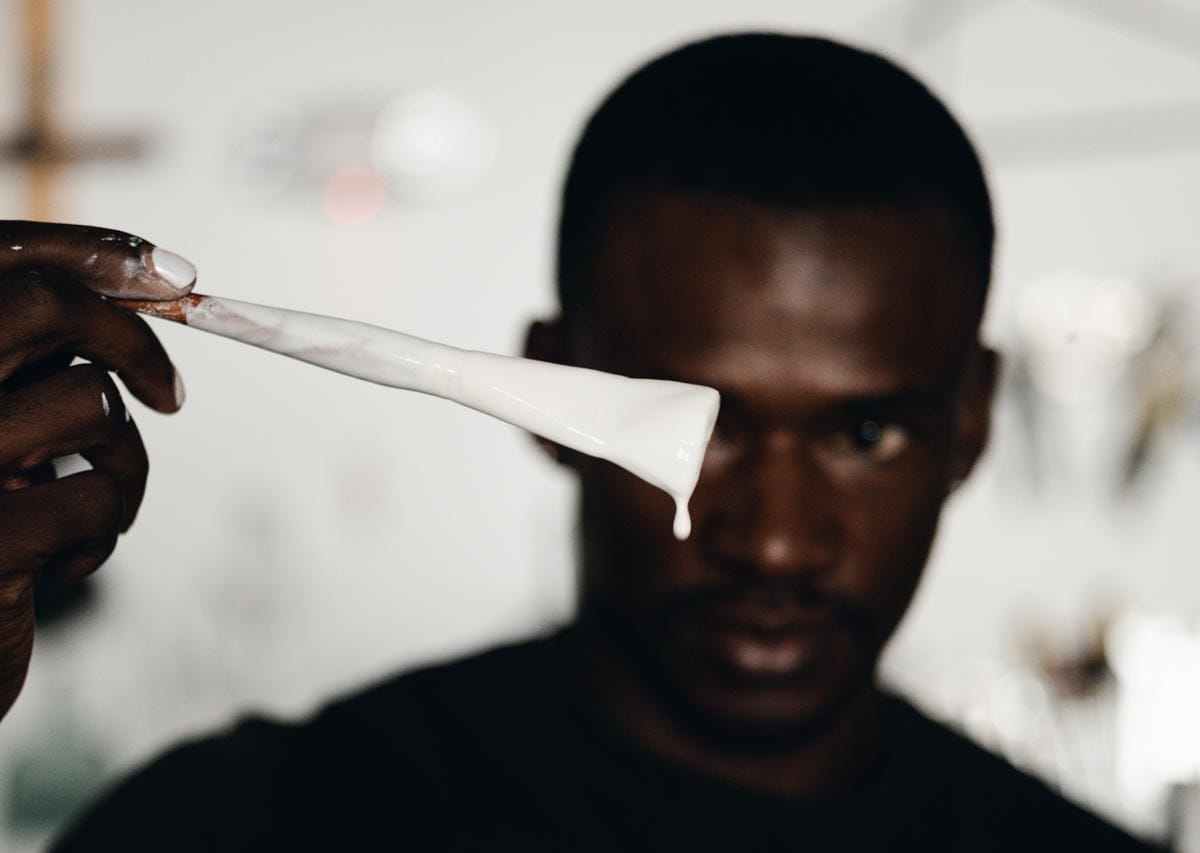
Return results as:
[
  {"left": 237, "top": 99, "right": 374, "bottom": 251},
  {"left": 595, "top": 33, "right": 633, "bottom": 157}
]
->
[{"left": 2, "top": 0, "right": 1200, "bottom": 847}]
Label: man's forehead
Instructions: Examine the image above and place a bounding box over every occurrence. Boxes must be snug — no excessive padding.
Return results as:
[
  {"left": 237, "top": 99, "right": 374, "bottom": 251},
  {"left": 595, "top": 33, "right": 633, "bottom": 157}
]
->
[{"left": 576, "top": 189, "right": 981, "bottom": 373}]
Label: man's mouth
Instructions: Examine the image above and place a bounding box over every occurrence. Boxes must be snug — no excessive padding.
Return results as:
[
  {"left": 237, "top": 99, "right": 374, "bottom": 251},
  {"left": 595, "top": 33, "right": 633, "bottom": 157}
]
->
[
  {"left": 706, "top": 622, "right": 835, "bottom": 680},
  {"left": 656, "top": 586, "right": 867, "bottom": 684},
  {"left": 673, "top": 598, "right": 841, "bottom": 681}
]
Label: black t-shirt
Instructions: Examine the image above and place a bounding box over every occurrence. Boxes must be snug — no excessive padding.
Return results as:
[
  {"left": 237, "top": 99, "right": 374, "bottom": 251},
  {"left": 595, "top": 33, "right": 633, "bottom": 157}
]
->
[{"left": 53, "top": 630, "right": 1160, "bottom": 851}]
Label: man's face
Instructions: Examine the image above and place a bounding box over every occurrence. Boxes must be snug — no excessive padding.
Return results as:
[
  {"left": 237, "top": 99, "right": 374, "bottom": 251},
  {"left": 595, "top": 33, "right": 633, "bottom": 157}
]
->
[{"left": 555, "top": 189, "right": 993, "bottom": 743}]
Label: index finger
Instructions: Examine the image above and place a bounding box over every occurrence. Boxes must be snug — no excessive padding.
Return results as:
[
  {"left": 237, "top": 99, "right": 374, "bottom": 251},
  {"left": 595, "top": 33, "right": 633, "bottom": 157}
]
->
[
  {"left": 0, "top": 221, "right": 196, "bottom": 301},
  {"left": 0, "top": 272, "right": 183, "bottom": 413}
]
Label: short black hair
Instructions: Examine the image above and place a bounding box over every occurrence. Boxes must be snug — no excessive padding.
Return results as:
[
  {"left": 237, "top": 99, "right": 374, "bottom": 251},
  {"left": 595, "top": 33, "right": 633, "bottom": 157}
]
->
[{"left": 556, "top": 33, "right": 994, "bottom": 324}]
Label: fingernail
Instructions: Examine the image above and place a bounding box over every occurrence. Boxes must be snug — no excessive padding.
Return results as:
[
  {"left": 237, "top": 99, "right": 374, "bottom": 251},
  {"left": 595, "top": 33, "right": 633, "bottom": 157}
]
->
[
  {"left": 150, "top": 247, "right": 197, "bottom": 293},
  {"left": 173, "top": 368, "right": 186, "bottom": 408}
]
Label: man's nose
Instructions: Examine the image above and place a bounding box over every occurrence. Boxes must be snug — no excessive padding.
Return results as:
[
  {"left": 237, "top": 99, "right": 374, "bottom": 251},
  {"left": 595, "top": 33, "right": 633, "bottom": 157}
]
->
[{"left": 702, "top": 428, "right": 841, "bottom": 579}]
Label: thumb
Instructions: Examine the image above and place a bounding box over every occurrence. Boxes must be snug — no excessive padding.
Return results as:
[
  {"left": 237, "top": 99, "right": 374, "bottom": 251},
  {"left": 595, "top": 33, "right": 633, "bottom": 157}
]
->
[{"left": 0, "top": 221, "right": 196, "bottom": 301}]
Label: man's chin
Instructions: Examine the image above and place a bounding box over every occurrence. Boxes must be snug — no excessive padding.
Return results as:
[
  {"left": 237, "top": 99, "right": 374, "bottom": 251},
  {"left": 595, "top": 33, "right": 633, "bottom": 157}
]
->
[
  {"left": 654, "top": 673, "right": 846, "bottom": 751},
  {"left": 676, "top": 680, "right": 853, "bottom": 748}
]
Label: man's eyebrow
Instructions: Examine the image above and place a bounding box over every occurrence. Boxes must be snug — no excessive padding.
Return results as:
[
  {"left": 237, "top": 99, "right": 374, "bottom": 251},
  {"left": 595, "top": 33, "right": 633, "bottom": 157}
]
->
[
  {"left": 746, "top": 387, "right": 955, "bottom": 421},
  {"left": 647, "top": 365, "right": 954, "bottom": 415},
  {"left": 839, "top": 388, "right": 954, "bottom": 412}
]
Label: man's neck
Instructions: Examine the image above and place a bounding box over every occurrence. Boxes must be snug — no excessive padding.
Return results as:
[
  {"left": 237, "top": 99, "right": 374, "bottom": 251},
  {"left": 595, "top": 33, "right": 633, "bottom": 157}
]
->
[{"left": 568, "top": 623, "right": 889, "bottom": 801}]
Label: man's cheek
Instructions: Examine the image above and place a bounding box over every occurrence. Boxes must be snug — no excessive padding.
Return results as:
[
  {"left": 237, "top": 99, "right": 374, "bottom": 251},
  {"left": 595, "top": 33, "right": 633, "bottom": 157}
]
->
[
  {"left": 582, "top": 474, "right": 674, "bottom": 585},
  {"left": 851, "top": 504, "right": 941, "bottom": 614},
  {"left": 587, "top": 468, "right": 680, "bottom": 552}
]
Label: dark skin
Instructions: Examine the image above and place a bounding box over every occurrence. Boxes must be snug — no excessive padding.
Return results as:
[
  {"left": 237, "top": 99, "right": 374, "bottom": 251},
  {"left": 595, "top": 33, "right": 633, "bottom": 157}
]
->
[
  {"left": 0, "top": 222, "right": 190, "bottom": 721},
  {"left": 528, "top": 189, "right": 996, "bottom": 799}
]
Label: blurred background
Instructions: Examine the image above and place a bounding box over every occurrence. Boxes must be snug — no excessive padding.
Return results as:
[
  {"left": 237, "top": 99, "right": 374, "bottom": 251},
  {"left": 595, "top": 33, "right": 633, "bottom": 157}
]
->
[{"left": 2, "top": 0, "right": 1200, "bottom": 849}]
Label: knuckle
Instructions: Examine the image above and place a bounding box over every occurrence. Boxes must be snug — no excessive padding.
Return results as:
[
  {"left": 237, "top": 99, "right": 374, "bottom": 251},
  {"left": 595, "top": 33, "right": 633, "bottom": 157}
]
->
[
  {"left": 75, "top": 366, "right": 127, "bottom": 431},
  {"left": 0, "top": 576, "right": 33, "bottom": 615},
  {"left": 124, "top": 318, "right": 165, "bottom": 363},
  {"left": 9, "top": 269, "right": 69, "bottom": 329},
  {"left": 73, "top": 473, "right": 124, "bottom": 533},
  {"left": 72, "top": 363, "right": 119, "bottom": 407}
]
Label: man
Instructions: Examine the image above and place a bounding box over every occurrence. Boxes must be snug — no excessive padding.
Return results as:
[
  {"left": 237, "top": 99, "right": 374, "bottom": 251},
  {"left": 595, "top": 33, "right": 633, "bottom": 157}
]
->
[{"left": 0, "top": 33, "right": 1156, "bottom": 850}]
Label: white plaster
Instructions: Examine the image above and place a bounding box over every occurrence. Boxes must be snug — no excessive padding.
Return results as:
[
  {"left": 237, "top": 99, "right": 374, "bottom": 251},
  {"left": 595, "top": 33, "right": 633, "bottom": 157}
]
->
[{"left": 169, "top": 295, "right": 719, "bottom": 539}]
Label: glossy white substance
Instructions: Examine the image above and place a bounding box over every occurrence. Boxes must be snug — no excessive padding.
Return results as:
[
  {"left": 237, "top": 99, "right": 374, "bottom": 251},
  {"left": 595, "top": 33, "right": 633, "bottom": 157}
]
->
[{"left": 175, "top": 296, "right": 719, "bottom": 539}]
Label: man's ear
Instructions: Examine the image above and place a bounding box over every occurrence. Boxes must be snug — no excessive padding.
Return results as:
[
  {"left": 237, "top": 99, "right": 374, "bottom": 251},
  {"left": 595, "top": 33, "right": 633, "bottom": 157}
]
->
[
  {"left": 524, "top": 316, "right": 567, "bottom": 364},
  {"left": 953, "top": 344, "right": 999, "bottom": 488},
  {"left": 523, "top": 317, "right": 570, "bottom": 466}
]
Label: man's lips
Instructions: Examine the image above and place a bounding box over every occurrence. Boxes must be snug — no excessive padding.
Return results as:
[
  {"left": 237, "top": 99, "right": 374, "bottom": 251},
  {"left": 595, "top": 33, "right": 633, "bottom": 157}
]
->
[
  {"left": 654, "top": 586, "right": 871, "bottom": 682},
  {"left": 678, "top": 605, "right": 840, "bottom": 681},
  {"left": 708, "top": 622, "right": 834, "bottom": 678}
]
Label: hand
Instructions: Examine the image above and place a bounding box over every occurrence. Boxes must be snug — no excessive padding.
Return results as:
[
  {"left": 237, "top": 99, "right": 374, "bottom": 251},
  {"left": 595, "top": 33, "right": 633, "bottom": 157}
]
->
[{"left": 0, "top": 221, "right": 196, "bottom": 721}]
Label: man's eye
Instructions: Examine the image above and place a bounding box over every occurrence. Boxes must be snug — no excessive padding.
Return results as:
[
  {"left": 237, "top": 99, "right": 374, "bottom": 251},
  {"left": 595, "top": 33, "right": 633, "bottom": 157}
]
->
[
  {"left": 705, "top": 415, "right": 743, "bottom": 460},
  {"left": 833, "top": 419, "right": 910, "bottom": 462}
]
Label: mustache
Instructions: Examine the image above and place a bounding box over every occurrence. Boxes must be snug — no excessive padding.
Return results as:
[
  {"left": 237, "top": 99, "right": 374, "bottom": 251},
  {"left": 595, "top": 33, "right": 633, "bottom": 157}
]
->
[{"left": 652, "top": 579, "right": 878, "bottom": 639}]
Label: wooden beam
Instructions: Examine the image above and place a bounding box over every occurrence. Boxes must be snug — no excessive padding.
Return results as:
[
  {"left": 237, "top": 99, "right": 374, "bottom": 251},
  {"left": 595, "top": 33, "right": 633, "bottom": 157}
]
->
[{"left": 23, "top": 0, "right": 56, "bottom": 220}]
